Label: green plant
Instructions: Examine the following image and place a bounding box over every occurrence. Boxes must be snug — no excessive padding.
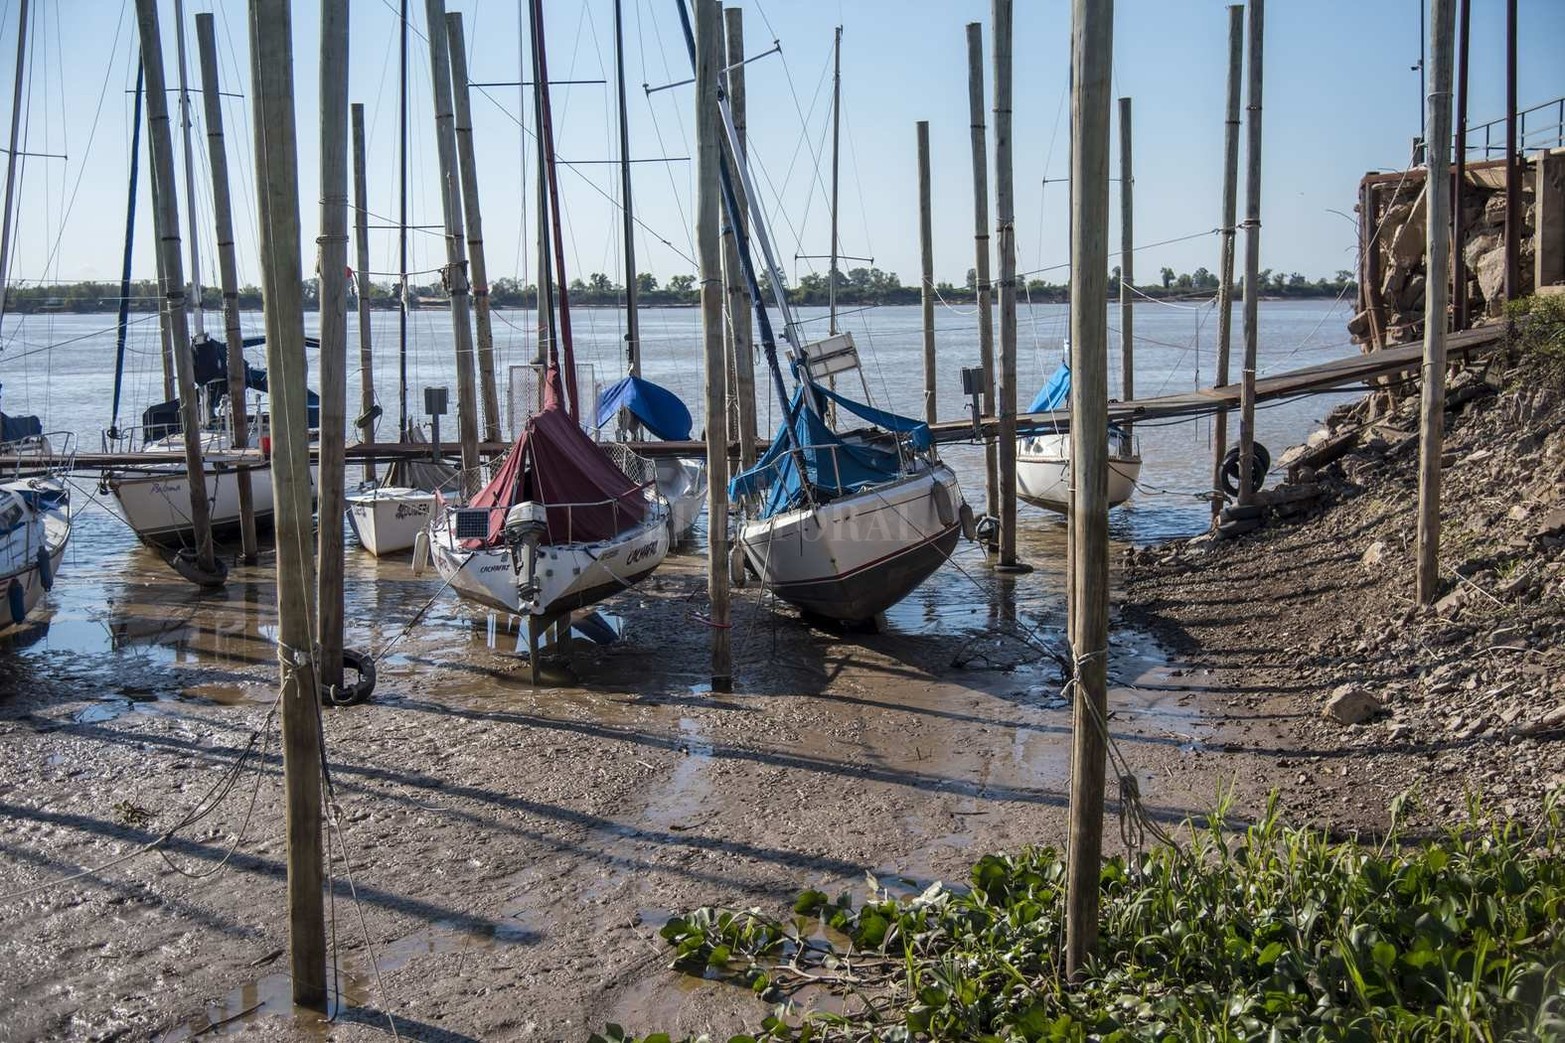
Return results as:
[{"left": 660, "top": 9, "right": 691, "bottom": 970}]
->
[
  {"left": 603, "top": 790, "right": 1565, "bottom": 1042},
  {"left": 1505, "top": 294, "right": 1565, "bottom": 368}
]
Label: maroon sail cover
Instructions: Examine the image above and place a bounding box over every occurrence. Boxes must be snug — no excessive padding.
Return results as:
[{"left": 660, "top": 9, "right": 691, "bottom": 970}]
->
[{"left": 467, "top": 369, "right": 648, "bottom": 546}]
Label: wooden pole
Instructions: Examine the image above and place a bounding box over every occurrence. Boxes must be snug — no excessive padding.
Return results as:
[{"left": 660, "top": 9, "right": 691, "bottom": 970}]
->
[
  {"left": 195, "top": 13, "right": 258, "bottom": 566},
  {"left": 918, "top": 120, "right": 937, "bottom": 428},
  {"left": 316, "top": 0, "right": 350, "bottom": 701},
  {"left": 1211, "top": 4, "right": 1242, "bottom": 519},
  {"left": 246, "top": 0, "right": 326, "bottom": 1010},
  {"left": 352, "top": 103, "right": 377, "bottom": 482},
  {"left": 1502, "top": 0, "right": 1518, "bottom": 303},
  {"left": 1417, "top": 0, "right": 1456, "bottom": 605},
  {"left": 1117, "top": 95, "right": 1134, "bottom": 427},
  {"left": 1452, "top": 0, "right": 1470, "bottom": 331},
  {"left": 1237, "top": 0, "right": 1264, "bottom": 507},
  {"left": 965, "top": 22, "right": 998, "bottom": 525},
  {"left": 0, "top": 0, "right": 28, "bottom": 316},
  {"left": 828, "top": 25, "right": 843, "bottom": 334},
  {"left": 1064, "top": 0, "right": 1113, "bottom": 981},
  {"left": 723, "top": 6, "right": 757, "bottom": 470},
  {"left": 135, "top": 0, "right": 220, "bottom": 582},
  {"left": 614, "top": 0, "right": 641, "bottom": 384},
  {"left": 992, "top": 0, "right": 1026, "bottom": 573},
  {"left": 172, "top": 0, "right": 206, "bottom": 338},
  {"left": 695, "top": 0, "right": 731, "bottom": 692},
  {"left": 446, "top": 13, "right": 501, "bottom": 445},
  {"left": 423, "top": 0, "right": 481, "bottom": 493}
]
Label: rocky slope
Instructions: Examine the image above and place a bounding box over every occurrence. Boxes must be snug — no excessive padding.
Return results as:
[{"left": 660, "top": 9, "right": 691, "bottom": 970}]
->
[{"left": 1125, "top": 317, "right": 1565, "bottom": 830}]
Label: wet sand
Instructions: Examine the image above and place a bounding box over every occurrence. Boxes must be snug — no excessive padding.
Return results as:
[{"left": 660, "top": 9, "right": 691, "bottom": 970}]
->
[{"left": 0, "top": 529, "right": 1251, "bottom": 1041}]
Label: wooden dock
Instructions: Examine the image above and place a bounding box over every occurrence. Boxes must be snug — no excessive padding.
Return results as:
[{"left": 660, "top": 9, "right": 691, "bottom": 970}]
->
[{"left": 929, "top": 324, "right": 1506, "bottom": 443}]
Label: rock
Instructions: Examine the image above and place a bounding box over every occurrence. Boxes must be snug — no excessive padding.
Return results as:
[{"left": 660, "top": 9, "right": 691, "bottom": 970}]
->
[
  {"left": 1361, "top": 541, "right": 1388, "bottom": 567},
  {"left": 1323, "top": 685, "right": 1384, "bottom": 726},
  {"left": 1474, "top": 245, "right": 1507, "bottom": 314},
  {"left": 1434, "top": 586, "right": 1468, "bottom": 618},
  {"left": 1533, "top": 508, "right": 1565, "bottom": 540}
]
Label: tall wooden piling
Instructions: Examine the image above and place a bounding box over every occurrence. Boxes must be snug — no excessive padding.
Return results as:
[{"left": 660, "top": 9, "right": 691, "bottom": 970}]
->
[
  {"left": 172, "top": 0, "right": 206, "bottom": 338},
  {"left": 195, "top": 13, "right": 258, "bottom": 565},
  {"left": 1417, "top": 0, "right": 1456, "bottom": 605},
  {"left": 992, "top": 0, "right": 1025, "bottom": 573},
  {"left": 1211, "top": 5, "right": 1243, "bottom": 519},
  {"left": 1238, "top": 0, "right": 1265, "bottom": 507},
  {"left": 423, "top": 0, "right": 481, "bottom": 492},
  {"left": 918, "top": 120, "right": 937, "bottom": 428},
  {"left": 134, "top": 0, "right": 220, "bottom": 583},
  {"left": 316, "top": 0, "right": 350, "bottom": 700},
  {"left": 965, "top": 22, "right": 998, "bottom": 524},
  {"left": 723, "top": 6, "right": 757, "bottom": 470},
  {"left": 1064, "top": 0, "right": 1114, "bottom": 980},
  {"left": 446, "top": 13, "right": 501, "bottom": 445},
  {"left": 246, "top": 0, "right": 326, "bottom": 1009},
  {"left": 1117, "top": 95, "right": 1134, "bottom": 425},
  {"left": 352, "top": 103, "right": 376, "bottom": 482},
  {"left": 0, "top": 0, "right": 28, "bottom": 314},
  {"left": 695, "top": 0, "right": 731, "bottom": 691},
  {"left": 1502, "top": 0, "right": 1518, "bottom": 302},
  {"left": 1452, "top": 0, "right": 1470, "bottom": 330}
]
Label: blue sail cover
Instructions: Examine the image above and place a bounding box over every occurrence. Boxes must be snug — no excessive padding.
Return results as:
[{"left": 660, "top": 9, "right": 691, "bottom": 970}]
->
[
  {"left": 595, "top": 375, "right": 693, "bottom": 441},
  {"left": 729, "top": 385, "right": 929, "bottom": 518},
  {"left": 1027, "top": 360, "right": 1071, "bottom": 413}
]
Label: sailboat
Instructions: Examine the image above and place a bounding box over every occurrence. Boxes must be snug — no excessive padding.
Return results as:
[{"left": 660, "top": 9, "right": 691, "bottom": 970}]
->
[
  {"left": 0, "top": 1, "right": 70, "bottom": 627},
  {"left": 1015, "top": 357, "right": 1142, "bottom": 512},
  {"left": 680, "top": 11, "right": 969, "bottom": 623},
  {"left": 426, "top": 0, "right": 669, "bottom": 654}
]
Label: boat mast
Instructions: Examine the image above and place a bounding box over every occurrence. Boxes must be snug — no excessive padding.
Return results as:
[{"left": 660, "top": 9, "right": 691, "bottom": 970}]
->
[
  {"left": 528, "top": 0, "right": 556, "bottom": 374},
  {"left": 827, "top": 25, "right": 841, "bottom": 336},
  {"left": 110, "top": 61, "right": 145, "bottom": 439},
  {"left": 614, "top": 0, "right": 640, "bottom": 380},
  {"left": 0, "top": 0, "right": 30, "bottom": 334},
  {"left": 173, "top": 0, "right": 204, "bottom": 336},
  {"left": 532, "top": 0, "right": 579, "bottom": 418},
  {"left": 398, "top": 0, "right": 409, "bottom": 436}
]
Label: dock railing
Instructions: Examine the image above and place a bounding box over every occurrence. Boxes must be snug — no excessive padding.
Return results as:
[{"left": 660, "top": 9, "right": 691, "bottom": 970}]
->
[{"left": 1462, "top": 96, "right": 1565, "bottom": 159}]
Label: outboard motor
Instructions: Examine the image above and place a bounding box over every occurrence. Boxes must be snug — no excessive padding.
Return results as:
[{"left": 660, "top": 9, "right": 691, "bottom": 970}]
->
[{"left": 502, "top": 502, "right": 549, "bottom": 609}]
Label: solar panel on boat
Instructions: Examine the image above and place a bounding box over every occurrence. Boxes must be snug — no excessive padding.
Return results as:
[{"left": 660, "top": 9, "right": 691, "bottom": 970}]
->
[{"left": 454, "top": 508, "right": 492, "bottom": 540}]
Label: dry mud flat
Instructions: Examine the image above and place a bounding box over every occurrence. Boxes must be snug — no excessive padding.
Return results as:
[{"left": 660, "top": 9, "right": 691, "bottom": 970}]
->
[{"left": 0, "top": 549, "right": 1253, "bottom": 1042}]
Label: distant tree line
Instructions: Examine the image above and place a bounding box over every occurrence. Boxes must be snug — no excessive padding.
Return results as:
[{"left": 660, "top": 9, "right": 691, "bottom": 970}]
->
[{"left": 2, "top": 265, "right": 1356, "bottom": 314}]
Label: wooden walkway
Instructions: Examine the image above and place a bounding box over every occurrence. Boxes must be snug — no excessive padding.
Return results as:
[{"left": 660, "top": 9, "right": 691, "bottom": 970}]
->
[
  {"left": 0, "top": 326, "right": 1506, "bottom": 472},
  {"left": 928, "top": 324, "right": 1506, "bottom": 443}
]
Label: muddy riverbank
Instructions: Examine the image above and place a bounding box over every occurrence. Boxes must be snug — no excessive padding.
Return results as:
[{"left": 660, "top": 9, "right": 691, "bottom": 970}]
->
[{"left": 0, "top": 533, "right": 1283, "bottom": 1041}]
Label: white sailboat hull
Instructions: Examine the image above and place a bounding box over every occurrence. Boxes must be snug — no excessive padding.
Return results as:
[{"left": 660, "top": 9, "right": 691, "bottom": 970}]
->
[
  {"left": 107, "top": 461, "right": 286, "bottom": 547},
  {"left": 1016, "top": 431, "right": 1142, "bottom": 513},
  {"left": 429, "top": 501, "right": 671, "bottom": 619},
  {"left": 0, "top": 479, "right": 70, "bottom": 629},
  {"left": 347, "top": 487, "right": 436, "bottom": 556},
  {"left": 737, "top": 463, "right": 964, "bottom": 621}
]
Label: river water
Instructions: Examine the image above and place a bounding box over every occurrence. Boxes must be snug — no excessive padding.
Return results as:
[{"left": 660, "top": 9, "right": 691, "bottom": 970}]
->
[{"left": 0, "top": 298, "right": 1356, "bottom": 664}]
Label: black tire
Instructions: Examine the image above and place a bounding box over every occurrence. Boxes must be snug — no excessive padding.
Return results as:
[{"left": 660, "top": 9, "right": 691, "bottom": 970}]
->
[
  {"left": 326, "top": 648, "right": 377, "bottom": 706},
  {"left": 1220, "top": 442, "right": 1271, "bottom": 497}
]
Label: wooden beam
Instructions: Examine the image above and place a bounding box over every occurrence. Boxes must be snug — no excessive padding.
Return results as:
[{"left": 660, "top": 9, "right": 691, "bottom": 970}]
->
[
  {"left": 992, "top": 0, "right": 1026, "bottom": 573},
  {"left": 1237, "top": 0, "right": 1265, "bottom": 506},
  {"left": 965, "top": 22, "right": 998, "bottom": 523},
  {"left": 918, "top": 120, "right": 936, "bottom": 428},
  {"left": 351, "top": 103, "right": 377, "bottom": 482},
  {"left": 1211, "top": 5, "right": 1243, "bottom": 520}
]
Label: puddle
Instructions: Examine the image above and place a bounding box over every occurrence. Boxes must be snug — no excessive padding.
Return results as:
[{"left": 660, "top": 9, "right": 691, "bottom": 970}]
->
[
  {"left": 643, "top": 717, "right": 713, "bottom": 830},
  {"left": 160, "top": 917, "right": 532, "bottom": 1039}
]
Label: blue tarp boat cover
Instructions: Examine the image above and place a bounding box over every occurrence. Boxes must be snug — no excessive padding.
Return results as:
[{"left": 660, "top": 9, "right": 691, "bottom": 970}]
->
[
  {"left": 594, "top": 375, "right": 693, "bottom": 441},
  {"left": 728, "top": 383, "right": 930, "bottom": 517},
  {"left": 1027, "top": 360, "right": 1071, "bottom": 413},
  {"left": 0, "top": 412, "right": 42, "bottom": 443}
]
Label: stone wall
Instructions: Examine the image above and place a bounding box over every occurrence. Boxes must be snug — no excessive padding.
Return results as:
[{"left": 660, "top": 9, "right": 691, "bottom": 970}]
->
[{"left": 1349, "top": 149, "right": 1564, "bottom": 348}]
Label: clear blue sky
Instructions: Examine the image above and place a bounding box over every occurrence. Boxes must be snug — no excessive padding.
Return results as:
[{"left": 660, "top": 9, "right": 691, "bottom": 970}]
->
[{"left": 3, "top": 0, "right": 1562, "bottom": 293}]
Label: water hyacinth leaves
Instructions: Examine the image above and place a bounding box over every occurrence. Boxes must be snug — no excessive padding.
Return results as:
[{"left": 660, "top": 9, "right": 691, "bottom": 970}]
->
[{"left": 601, "top": 791, "right": 1565, "bottom": 1041}]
